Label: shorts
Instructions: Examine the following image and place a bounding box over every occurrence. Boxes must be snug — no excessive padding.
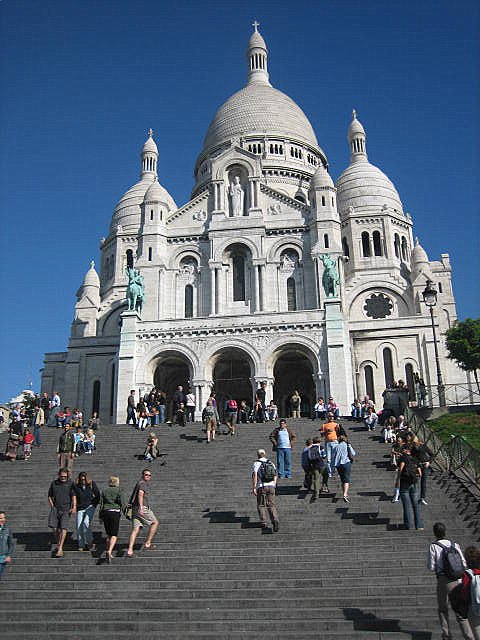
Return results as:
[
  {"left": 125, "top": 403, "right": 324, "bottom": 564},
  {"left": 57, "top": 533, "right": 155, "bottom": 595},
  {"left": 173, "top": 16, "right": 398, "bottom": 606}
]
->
[
  {"left": 336, "top": 462, "right": 352, "bottom": 484},
  {"left": 132, "top": 507, "right": 158, "bottom": 529},
  {"left": 226, "top": 411, "right": 237, "bottom": 425},
  {"left": 48, "top": 506, "right": 72, "bottom": 531},
  {"left": 206, "top": 418, "right": 217, "bottom": 432}
]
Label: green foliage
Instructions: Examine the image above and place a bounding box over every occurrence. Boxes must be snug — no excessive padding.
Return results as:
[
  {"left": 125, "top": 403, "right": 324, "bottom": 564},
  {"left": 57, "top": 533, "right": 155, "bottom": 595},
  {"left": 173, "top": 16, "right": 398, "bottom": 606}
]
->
[
  {"left": 446, "top": 318, "right": 480, "bottom": 372},
  {"left": 427, "top": 412, "right": 480, "bottom": 451}
]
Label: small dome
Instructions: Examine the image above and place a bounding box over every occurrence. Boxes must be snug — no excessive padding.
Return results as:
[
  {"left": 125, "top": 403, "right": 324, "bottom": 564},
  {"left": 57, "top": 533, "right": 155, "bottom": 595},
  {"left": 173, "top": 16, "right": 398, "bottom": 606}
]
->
[
  {"left": 142, "top": 132, "right": 158, "bottom": 154},
  {"left": 336, "top": 160, "right": 403, "bottom": 215},
  {"left": 111, "top": 177, "right": 177, "bottom": 233},
  {"left": 310, "top": 165, "right": 334, "bottom": 189},
  {"left": 348, "top": 111, "right": 366, "bottom": 142},
  {"left": 248, "top": 29, "right": 267, "bottom": 50},
  {"left": 144, "top": 178, "right": 173, "bottom": 204},
  {"left": 83, "top": 261, "right": 100, "bottom": 288},
  {"left": 411, "top": 238, "right": 429, "bottom": 265}
]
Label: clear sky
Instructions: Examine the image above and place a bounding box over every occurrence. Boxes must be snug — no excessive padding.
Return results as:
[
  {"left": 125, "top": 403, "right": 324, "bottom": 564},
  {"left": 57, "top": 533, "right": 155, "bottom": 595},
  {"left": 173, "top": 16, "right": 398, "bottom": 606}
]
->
[{"left": 0, "top": 0, "right": 479, "bottom": 401}]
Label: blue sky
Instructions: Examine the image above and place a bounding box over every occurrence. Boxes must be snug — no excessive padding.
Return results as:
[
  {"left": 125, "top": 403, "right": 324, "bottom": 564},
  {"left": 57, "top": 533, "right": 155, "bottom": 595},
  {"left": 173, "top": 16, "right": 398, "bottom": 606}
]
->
[{"left": 0, "top": 0, "right": 479, "bottom": 401}]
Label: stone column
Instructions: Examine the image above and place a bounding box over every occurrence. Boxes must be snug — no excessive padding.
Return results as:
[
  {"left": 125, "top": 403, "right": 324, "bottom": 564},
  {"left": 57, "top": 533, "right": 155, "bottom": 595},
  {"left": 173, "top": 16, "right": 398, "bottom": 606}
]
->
[
  {"left": 192, "top": 379, "right": 211, "bottom": 421},
  {"left": 253, "top": 264, "right": 260, "bottom": 312},
  {"left": 115, "top": 310, "right": 140, "bottom": 423},
  {"left": 210, "top": 265, "right": 216, "bottom": 315},
  {"left": 217, "top": 265, "right": 224, "bottom": 315},
  {"left": 314, "top": 257, "right": 321, "bottom": 308},
  {"left": 259, "top": 263, "right": 266, "bottom": 311}
]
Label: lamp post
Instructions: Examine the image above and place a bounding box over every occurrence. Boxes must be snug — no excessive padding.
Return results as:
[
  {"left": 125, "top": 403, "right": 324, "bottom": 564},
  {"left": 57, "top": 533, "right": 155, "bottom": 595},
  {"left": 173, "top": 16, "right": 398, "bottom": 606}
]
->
[{"left": 422, "top": 279, "right": 446, "bottom": 407}]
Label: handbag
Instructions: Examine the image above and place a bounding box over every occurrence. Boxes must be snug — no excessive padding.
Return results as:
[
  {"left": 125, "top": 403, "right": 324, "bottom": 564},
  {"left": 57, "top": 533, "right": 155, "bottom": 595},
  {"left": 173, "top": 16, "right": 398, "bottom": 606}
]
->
[{"left": 123, "top": 485, "right": 138, "bottom": 520}]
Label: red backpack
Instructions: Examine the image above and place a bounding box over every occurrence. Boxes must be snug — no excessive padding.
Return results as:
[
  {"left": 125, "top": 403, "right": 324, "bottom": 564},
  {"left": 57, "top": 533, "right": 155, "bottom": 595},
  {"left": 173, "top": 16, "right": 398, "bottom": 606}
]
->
[{"left": 227, "top": 399, "right": 238, "bottom": 410}]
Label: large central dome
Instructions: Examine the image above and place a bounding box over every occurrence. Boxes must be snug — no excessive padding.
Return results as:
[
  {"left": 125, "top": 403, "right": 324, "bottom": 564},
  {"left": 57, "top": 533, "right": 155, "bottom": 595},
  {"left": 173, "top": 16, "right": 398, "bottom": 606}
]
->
[{"left": 202, "top": 83, "right": 319, "bottom": 152}]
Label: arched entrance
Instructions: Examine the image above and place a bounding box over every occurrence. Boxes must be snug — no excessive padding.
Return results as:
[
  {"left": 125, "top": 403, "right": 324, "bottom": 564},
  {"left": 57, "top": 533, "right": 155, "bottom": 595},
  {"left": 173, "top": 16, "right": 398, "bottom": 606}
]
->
[
  {"left": 153, "top": 353, "right": 192, "bottom": 420},
  {"left": 211, "top": 348, "right": 253, "bottom": 419},
  {"left": 273, "top": 348, "right": 316, "bottom": 418}
]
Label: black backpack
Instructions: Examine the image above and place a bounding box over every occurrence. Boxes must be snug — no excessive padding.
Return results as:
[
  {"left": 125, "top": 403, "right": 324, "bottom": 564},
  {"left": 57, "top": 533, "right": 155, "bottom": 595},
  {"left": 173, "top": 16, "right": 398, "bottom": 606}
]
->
[
  {"left": 435, "top": 541, "right": 465, "bottom": 580},
  {"left": 401, "top": 455, "right": 419, "bottom": 484},
  {"left": 258, "top": 459, "right": 276, "bottom": 483}
]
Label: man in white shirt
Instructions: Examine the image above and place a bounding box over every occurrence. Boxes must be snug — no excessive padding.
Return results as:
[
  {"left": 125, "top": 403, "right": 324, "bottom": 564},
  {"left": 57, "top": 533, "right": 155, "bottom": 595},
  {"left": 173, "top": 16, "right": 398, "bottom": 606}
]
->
[
  {"left": 427, "top": 521, "right": 473, "bottom": 640},
  {"left": 251, "top": 449, "right": 279, "bottom": 532},
  {"left": 185, "top": 391, "right": 196, "bottom": 423}
]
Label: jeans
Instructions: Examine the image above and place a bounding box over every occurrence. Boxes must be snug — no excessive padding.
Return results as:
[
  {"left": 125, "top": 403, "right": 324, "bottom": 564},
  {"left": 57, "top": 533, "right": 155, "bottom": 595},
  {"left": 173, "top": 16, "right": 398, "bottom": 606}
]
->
[
  {"left": 351, "top": 408, "right": 361, "bottom": 419},
  {"left": 400, "top": 483, "right": 423, "bottom": 529},
  {"left": 326, "top": 441, "right": 339, "bottom": 477},
  {"left": 33, "top": 425, "right": 41, "bottom": 446},
  {"left": 0, "top": 562, "right": 5, "bottom": 579},
  {"left": 315, "top": 411, "right": 326, "bottom": 420},
  {"left": 126, "top": 407, "right": 136, "bottom": 424},
  {"left": 436, "top": 574, "right": 475, "bottom": 640},
  {"left": 76, "top": 504, "right": 95, "bottom": 548},
  {"left": 276, "top": 448, "right": 291, "bottom": 478},
  {"left": 420, "top": 464, "right": 429, "bottom": 500},
  {"left": 158, "top": 406, "right": 166, "bottom": 423}
]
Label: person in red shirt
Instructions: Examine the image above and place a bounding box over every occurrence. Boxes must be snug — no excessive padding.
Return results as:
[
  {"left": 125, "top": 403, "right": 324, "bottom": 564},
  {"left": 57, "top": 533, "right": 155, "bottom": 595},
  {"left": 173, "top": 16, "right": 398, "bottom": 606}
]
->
[
  {"left": 22, "top": 428, "right": 35, "bottom": 460},
  {"left": 460, "top": 546, "right": 480, "bottom": 637}
]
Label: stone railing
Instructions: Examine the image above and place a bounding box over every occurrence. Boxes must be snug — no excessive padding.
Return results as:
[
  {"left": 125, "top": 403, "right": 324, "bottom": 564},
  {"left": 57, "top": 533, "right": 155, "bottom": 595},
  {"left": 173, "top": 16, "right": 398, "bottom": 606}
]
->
[{"left": 406, "top": 407, "right": 480, "bottom": 490}]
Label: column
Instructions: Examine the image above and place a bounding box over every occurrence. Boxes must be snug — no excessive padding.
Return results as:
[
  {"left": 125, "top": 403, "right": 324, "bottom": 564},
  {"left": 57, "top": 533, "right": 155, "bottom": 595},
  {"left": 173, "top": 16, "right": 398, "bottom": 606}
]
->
[
  {"left": 253, "top": 264, "right": 260, "bottom": 312},
  {"left": 217, "top": 265, "right": 224, "bottom": 315},
  {"left": 210, "top": 266, "right": 216, "bottom": 315},
  {"left": 259, "top": 263, "right": 266, "bottom": 311},
  {"left": 314, "top": 257, "right": 321, "bottom": 308}
]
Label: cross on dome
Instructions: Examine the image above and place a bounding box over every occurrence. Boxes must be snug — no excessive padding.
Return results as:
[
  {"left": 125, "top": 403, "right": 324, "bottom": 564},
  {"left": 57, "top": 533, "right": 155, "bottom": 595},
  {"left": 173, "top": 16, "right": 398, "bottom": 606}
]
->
[
  {"left": 148, "top": 128, "right": 154, "bottom": 137},
  {"left": 252, "top": 20, "right": 260, "bottom": 32},
  {"left": 352, "top": 109, "right": 357, "bottom": 119}
]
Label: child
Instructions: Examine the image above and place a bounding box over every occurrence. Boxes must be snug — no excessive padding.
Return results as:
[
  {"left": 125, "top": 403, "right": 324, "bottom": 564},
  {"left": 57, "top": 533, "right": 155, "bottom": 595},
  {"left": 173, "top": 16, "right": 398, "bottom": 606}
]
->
[
  {"left": 176, "top": 402, "right": 186, "bottom": 428},
  {"left": 23, "top": 428, "right": 35, "bottom": 460},
  {"left": 84, "top": 429, "right": 96, "bottom": 454},
  {"left": 383, "top": 416, "right": 396, "bottom": 444}
]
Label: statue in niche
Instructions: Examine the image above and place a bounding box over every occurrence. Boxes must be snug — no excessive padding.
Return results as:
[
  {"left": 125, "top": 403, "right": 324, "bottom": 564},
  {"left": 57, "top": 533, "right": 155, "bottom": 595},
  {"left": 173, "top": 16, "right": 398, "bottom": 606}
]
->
[
  {"left": 126, "top": 266, "right": 145, "bottom": 315},
  {"left": 281, "top": 252, "right": 297, "bottom": 270},
  {"left": 229, "top": 176, "right": 245, "bottom": 217},
  {"left": 321, "top": 254, "right": 339, "bottom": 298}
]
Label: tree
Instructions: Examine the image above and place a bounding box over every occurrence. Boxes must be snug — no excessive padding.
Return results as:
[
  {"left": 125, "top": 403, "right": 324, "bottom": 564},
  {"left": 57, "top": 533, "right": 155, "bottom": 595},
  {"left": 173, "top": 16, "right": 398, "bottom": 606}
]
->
[{"left": 445, "top": 318, "right": 480, "bottom": 393}]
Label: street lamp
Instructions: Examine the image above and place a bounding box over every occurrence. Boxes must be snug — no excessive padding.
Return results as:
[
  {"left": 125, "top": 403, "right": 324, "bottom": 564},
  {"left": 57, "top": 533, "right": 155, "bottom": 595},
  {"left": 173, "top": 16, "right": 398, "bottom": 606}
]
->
[{"left": 422, "top": 279, "right": 446, "bottom": 407}]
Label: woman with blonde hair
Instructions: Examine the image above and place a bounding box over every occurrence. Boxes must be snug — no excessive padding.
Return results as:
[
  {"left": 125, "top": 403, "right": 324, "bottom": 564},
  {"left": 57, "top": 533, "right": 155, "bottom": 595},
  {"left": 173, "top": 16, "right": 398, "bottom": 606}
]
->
[
  {"left": 72, "top": 471, "right": 100, "bottom": 551},
  {"left": 99, "top": 476, "right": 125, "bottom": 563}
]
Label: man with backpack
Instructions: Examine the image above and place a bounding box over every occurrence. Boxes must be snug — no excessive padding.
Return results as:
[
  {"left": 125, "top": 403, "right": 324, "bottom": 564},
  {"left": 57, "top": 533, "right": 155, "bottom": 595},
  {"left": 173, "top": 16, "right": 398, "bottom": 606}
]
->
[
  {"left": 427, "top": 522, "right": 474, "bottom": 640},
  {"left": 308, "top": 436, "right": 329, "bottom": 502},
  {"left": 251, "top": 448, "right": 279, "bottom": 532}
]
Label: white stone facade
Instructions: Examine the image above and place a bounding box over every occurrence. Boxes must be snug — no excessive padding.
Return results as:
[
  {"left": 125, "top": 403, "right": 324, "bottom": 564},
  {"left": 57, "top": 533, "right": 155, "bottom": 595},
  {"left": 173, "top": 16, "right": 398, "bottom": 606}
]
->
[{"left": 41, "top": 26, "right": 467, "bottom": 422}]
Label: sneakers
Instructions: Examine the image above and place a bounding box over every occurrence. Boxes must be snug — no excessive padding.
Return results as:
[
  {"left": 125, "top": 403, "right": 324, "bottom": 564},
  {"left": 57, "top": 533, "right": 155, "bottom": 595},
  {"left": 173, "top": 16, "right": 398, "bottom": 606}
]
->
[
  {"left": 392, "top": 496, "right": 399, "bottom": 503},
  {"left": 343, "top": 496, "right": 350, "bottom": 503},
  {"left": 272, "top": 520, "right": 279, "bottom": 532},
  {"left": 420, "top": 498, "right": 428, "bottom": 505}
]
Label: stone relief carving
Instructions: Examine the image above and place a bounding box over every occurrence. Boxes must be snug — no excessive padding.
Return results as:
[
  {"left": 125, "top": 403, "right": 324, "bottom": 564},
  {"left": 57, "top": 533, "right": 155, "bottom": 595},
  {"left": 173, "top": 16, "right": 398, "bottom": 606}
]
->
[
  {"left": 178, "top": 259, "right": 198, "bottom": 284},
  {"left": 192, "top": 210, "right": 207, "bottom": 222},
  {"left": 268, "top": 203, "right": 282, "bottom": 215},
  {"left": 250, "top": 335, "right": 271, "bottom": 351}
]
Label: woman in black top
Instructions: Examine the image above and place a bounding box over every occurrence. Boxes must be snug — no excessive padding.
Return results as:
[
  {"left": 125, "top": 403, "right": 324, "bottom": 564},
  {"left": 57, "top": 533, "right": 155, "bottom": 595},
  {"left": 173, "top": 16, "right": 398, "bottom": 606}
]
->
[{"left": 72, "top": 472, "right": 100, "bottom": 551}]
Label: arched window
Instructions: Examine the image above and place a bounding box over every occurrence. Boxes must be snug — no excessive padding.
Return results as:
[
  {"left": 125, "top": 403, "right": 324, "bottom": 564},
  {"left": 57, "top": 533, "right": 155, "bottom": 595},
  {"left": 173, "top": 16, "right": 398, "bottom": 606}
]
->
[
  {"left": 109, "top": 364, "right": 115, "bottom": 418},
  {"left": 361, "top": 232, "right": 371, "bottom": 257},
  {"left": 342, "top": 237, "right": 350, "bottom": 258},
  {"left": 364, "top": 365, "right": 375, "bottom": 402},
  {"left": 401, "top": 237, "right": 408, "bottom": 261},
  {"left": 233, "top": 254, "right": 245, "bottom": 301},
  {"left": 324, "top": 233, "right": 329, "bottom": 249},
  {"left": 185, "top": 285, "right": 193, "bottom": 318},
  {"left": 92, "top": 380, "right": 101, "bottom": 415},
  {"left": 405, "top": 363, "right": 415, "bottom": 401},
  {"left": 287, "top": 277, "right": 297, "bottom": 311},
  {"left": 148, "top": 247, "right": 152, "bottom": 262},
  {"left": 321, "top": 196, "right": 326, "bottom": 206},
  {"left": 394, "top": 233, "right": 400, "bottom": 258},
  {"left": 126, "top": 249, "right": 134, "bottom": 270},
  {"left": 150, "top": 209, "right": 154, "bottom": 221},
  {"left": 383, "top": 347, "right": 394, "bottom": 388},
  {"left": 373, "top": 231, "right": 383, "bottom": 256}
]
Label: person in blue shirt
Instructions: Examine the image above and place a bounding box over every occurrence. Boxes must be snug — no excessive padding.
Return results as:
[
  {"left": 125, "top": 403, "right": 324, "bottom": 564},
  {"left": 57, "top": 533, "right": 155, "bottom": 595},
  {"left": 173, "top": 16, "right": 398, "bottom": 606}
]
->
[
  {"left": 269, "top": 419, "right": 296, "bottom": 479},
  {"left": 0, "top": 511, "right": 14, "bottom": 579},
  {"left": 331, "top": 435, "right": 356, "bottom": 503}
]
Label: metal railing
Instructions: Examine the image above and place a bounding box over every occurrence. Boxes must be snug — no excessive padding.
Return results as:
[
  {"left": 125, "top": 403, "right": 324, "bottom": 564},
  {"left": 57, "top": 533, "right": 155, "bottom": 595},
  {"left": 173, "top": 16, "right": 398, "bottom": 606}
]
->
[
  {"left": 417, "top": 383, "right": 480, "bottom": 408},
  {"left": 406, "top": 407, "right": 480, "bottom": 489}
]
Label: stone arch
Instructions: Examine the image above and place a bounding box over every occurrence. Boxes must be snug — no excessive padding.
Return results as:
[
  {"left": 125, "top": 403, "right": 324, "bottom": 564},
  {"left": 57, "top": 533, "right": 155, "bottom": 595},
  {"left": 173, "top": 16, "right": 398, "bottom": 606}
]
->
[
  {"left": 98, "top": 302, "right": 128, "bottom": 337},
  {"left": 202, "top": 339, "right": 261, "bottom": 381},
  {"left": 213, "top": 236, "right": 260, "bottom": 262},
  {"left": 267, "top": 341, "right": 320, "bottom": 417},
  {"left": 375, "top": 341, "right": 400, "bottom": 369},
  {"left": 348, "top": 284, "right": 413, "bottom": 319},
  {"left": 169, "top": 246, "right": 203, "bottom": 270},
  {"left": 267, "top": 237, "right": 304, "bottom": 263},
  {"left": 136, "top": 343, "right": 199, "bottom": 387},
  {"left": 213, "top": 156, "right": 257, "bottom": 181},
  {"left": 204, "top": 342, "right": 259, "bottom": 416}
]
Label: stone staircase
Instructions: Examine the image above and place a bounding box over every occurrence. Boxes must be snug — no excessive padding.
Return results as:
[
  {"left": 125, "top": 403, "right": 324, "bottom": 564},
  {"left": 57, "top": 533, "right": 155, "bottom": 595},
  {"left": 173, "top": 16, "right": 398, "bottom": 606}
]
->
[{"left": 0, "top": 417, "right": 478, "bottom": 639}]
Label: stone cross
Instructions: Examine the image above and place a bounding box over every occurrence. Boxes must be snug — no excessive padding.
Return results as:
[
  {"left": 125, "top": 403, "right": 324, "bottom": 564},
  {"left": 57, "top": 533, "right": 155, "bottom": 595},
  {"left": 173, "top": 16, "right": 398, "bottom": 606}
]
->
[
  {"left": 252, "top": 20, "right": 260, "bottom": 32},
  {"left": 148, "top": 128, "right": 153, "bottom": 137}
]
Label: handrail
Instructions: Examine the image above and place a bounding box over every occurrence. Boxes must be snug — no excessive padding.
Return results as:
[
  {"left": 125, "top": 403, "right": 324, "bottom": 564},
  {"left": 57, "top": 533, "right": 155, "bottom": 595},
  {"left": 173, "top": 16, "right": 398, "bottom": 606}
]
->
[
  {"left": 419, "top": 383, "right": 480, "bottom": 408},
  {"left": 405, "top": 407, "right": 480, "bottom": 490}
]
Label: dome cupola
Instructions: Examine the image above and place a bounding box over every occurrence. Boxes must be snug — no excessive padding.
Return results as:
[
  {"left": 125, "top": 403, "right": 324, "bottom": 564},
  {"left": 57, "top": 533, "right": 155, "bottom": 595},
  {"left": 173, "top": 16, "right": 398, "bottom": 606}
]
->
[
  {"left": 141, "top": 128, "right": 158, "bottom": 177},
  {"left": 348, "top": 109, "right": 367, "bottom": 162},
  {"left": 310, "top": 164, "right": 334, "bottom": 190},
  {"left": 247, "top": 20, "right": 270, "bottom": 86}
]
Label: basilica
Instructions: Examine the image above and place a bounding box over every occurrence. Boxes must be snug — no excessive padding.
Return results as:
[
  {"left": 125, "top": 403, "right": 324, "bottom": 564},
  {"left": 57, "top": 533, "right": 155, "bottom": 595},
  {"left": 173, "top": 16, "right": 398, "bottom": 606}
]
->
[{"left": 41, "top": 25, "right": 465, "bottom": 421}]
